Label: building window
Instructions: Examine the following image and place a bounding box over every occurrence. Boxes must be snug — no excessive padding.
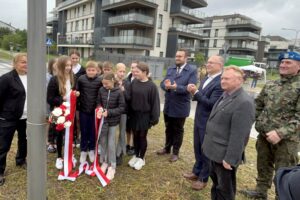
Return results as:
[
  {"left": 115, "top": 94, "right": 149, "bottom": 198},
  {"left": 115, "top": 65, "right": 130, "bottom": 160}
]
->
[
  {"left": 90, "top": 3, "right": 93, "bottom": 13},
  {"left": 160, "top": 51, "right": 164, "bottom": 57},
  {"left": 117, "top": 48, "right": 125, "bottom": 54},
  {"left": 75, "top": 21, "right": 79, "bottom": 31},
  {"left": 158, "top": 14, "right": 163, "bottom": 29},
  {"left": 145, "top": 50, "right": 150, "bottom": 56},
  {"left": 83, "top": 4, "right": 86, "bottom": 15},
  {"left": 91, "top": 17, "right": 94, "bottom": 29},
  {"left": 213, "top": 39, "right": 217, "bottom": 47},
  {"left": 164, "top": 0, "right": 168, "bottom": 11},
  {"left": 86, "top": 19, "right": 88, "bottom": 30},
  {"left": 156, "top": 33, "right": 161, "bottom": 47},
  {"left": 82, "top": 20, "right": 84, "bottom": 30},
  {"left": 215, "top": 29, "right": 219, "bottom": 37}
]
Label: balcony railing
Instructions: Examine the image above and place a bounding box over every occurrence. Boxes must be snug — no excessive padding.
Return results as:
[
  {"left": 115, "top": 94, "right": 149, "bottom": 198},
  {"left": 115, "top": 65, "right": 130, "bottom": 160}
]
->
[
  {"left": 102, "top": 0, "right": 156, "bottom": 7},
  {"left": 57, "top": 0, "right": 81, "bottom": 9},
  {"left": 226, "top": 19, "right": 261, "bottom": 28},
  {"left": 178, "top": 43, "right": 201, "bottom": 51},
  {"left": 58, "top": 36, "right": 94, "bottom": 45},
  {"left": 230, "top": 43, "right": 257, "bottom": 50},
  {"left": 102, "top": 36, "right": 153, "bottom": 46},
  {"left": 180, "top": 6, "right": 205, "bottom": 19},
  {"left": 108, "top": 13, "right": 154, "bottom": 25},
  {"left": 225, "top": 32, "right": 260, "bottom": 39},
  {"left": 170, "top": 24, "right": 209, "bottom": 37}
]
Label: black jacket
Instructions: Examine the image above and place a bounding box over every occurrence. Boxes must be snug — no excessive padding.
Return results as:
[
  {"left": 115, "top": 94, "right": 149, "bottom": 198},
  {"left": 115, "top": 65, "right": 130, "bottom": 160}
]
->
[
  {"left": 76, "top": 74, "right": 101, "bottom": 113},
  {"left": 47, "top": 76, "right": 76, "bottom": 111},
  {"left": 0, "top": 69, "right": 26, "bottom": 121},
  {"left": 96, "top": 87, "right": 125, "bottom": 126}
]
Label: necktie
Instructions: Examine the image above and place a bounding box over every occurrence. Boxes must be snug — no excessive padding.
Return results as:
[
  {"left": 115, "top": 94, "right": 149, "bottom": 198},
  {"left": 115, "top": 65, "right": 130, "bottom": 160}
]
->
[
  {"left": 176, "top": 66, "right": 180, "bottom": 75},
  {"left": 217, "top": 92, "right": 229, "bottom": 106}
]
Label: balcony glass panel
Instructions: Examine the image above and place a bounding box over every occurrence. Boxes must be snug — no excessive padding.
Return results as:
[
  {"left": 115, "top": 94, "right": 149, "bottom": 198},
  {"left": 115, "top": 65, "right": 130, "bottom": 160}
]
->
[
  {"left": 102, "top": 0, "right": 156, "bottom": 6},
  {"left": 102, "top": 36, "right": 153, "bottom": 46},
  {"left": 109, "top": 13, "right": 154, "bottom": 25},
  {"left": 170, "top": 24, "right": 209, "bottom": 37},
  {"left": 226, "top": 20, "right": 261, "bottom": 28},
  {"left": 180, "top": 6, "right": 205, "bottom": 18},
  {"left": 226, "top": 32, "right": 259, "bottom": 39},
  {"left": 230, "top": 43, "right": 257, "bottom": 50}
]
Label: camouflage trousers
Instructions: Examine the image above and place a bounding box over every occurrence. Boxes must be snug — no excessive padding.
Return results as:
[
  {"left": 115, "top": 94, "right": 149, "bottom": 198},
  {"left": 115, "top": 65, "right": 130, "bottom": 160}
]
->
[{"left": 255, "top": 135, "right": 299, "bottom": 194}]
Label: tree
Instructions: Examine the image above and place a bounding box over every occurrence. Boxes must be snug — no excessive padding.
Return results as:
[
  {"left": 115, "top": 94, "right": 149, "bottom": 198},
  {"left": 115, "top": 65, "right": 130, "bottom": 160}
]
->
[
  {"left": 1, "top": 29, "right": 27, "bottom": 51},
  {"left": 194, "top": 52, "right": 206, "bottom": 68},
  {"left": 0, "top": 27, "right": 12, "bottom": 41}
]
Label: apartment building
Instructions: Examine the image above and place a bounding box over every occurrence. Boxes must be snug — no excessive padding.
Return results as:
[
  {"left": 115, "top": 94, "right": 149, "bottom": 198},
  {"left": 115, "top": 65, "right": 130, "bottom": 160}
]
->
[
  {"left": 265, "top": 35, "right": 289, "bottom": 68},
  {"left": 197, "top": 14, "right": 262, "bottom": 59},
  {"left": 53, "top": 0, "right": 207, "bottom": 58}
]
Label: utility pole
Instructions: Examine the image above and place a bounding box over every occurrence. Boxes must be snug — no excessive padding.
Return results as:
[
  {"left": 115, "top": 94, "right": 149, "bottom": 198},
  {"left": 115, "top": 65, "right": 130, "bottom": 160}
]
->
[{"left": 27, "top": 0, "right": 47, "bottom": 199}]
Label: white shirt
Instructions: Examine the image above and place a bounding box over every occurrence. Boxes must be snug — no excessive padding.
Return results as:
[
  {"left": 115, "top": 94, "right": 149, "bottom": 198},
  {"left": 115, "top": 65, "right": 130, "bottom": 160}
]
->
[
  {"left": 202, "top": 72, "right": 222, "bottom": 89},
  {"left": 18, "top": 74, "right": 27, "bottom": 119},
  {"left": 177, "top": 63, "right": 186, "bottom": 74},
  {"left": 72, "top": 64, "right": 81, "bottom": 74},
  {"left": 65, "top": 79, "right": 71, "bottom": 98}
]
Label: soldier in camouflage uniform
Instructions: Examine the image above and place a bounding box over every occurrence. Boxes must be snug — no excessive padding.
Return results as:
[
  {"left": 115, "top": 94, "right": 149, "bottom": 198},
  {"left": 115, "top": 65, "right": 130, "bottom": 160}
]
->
[{"left": 241, "top": 51, "right": 300, "bottom": 199}]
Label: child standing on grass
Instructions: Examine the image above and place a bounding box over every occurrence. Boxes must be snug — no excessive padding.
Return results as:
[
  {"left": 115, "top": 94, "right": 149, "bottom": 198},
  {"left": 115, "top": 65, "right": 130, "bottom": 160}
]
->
[
  {"left": 47, "top": 56, "right": 76, "bottom": 169},
  {"left": 115, "top": 63, "right": 128, "bottom": 165},
  {"left": 96, "top": 72, "right": 125, "bottom": 180},
  {"left": 127, "top": 62, "right": 160, "bottom": 171},
  {"left": 76, "top": 61, "right": 102, "bottom": 164}
]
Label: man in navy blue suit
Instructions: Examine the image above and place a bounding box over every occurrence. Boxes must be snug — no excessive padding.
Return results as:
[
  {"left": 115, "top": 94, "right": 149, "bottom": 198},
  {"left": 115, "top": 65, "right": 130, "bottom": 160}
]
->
[
  {"left": 157, "top": 49, "right": 198, "bottom": 162},
  {"left": 184, "top": 55, "right": 224, "bottom": 190}
]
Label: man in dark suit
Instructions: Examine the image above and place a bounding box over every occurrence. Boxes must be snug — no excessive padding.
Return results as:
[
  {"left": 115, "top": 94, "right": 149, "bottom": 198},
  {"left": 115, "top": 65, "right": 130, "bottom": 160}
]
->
[
  {"left": 202, "top": 66, "right": 255, "bottom": 200},
  {"left": 157, "top": 49, "right": 198, "bottom": 162},
  {"left": 183, "top": 55, "right": 224, "bottom": 190},
  {"left": 0, "top": 53, "right": 28, "bottom": 186}
]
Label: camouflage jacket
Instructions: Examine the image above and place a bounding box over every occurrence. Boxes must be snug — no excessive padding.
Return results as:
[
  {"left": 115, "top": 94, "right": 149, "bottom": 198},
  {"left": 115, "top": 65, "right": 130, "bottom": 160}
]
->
[{"left": 255, "top": 73, "right": 300, "bottom": 141}]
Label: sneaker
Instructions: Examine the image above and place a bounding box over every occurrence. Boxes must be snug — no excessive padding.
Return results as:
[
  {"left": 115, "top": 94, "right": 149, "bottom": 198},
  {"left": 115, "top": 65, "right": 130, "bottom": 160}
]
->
[
  {"left": 101, "top": 162, "right": 108, "bottom": 174},
  {"left": 47, "top": 145, "right": 56, "bottom": 153},
  {"left": 72, "top": 155, "right": 77, "bottom": 168},
  {"left": 55, "top": 158, "right": 63, "bottom": 170},
  {"left": 106, "top": 166, "right": 116, "bottom": 180},
  {"left": 80, "top": 151, "right": 88, "bottom": 163},
  {"left": 127, "top": 146, "right": 135, "bottom": 156},
  {"left": 88, "top": 150, "right": 95, "bottom": 163},
  {"left": 133, "top": 158, "right": 145, "bottom": 170},
  {"left": 128, "top": 156, "right": 138, "bottom": 168}
]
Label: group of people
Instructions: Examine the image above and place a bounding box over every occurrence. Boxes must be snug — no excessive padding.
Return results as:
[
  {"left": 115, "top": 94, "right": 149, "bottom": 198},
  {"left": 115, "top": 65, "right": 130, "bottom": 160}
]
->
[{"left": 0, "top": 48, "right": 299, "bottom": 200}]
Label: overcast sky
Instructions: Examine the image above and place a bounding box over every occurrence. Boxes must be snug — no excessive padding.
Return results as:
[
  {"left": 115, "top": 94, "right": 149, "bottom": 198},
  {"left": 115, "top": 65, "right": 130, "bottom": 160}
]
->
[{"left": 0, "top": 0, "right": 299, "bottom": 41}]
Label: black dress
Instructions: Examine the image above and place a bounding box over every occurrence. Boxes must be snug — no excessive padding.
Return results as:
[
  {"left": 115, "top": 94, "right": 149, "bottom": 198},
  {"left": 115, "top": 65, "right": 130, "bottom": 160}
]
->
[{"left": 127, "top": 79, "right": 160, "bottom": 131}]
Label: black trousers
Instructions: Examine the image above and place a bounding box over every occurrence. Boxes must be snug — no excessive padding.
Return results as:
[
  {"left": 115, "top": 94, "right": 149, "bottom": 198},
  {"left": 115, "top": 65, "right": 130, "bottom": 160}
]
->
[
  {"left": 163, "top": 114, "right": 186, "bottom": 155},
  {"left": 0, "top": 119, "right": 27, "bottom": 175},
  {"left": 210, "top": 160, "right": 237, "bottom": 200}
]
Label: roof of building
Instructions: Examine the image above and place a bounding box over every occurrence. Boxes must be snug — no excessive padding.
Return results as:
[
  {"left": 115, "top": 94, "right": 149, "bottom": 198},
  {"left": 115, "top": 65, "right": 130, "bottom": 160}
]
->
[
  {"left": 265, "top": 35, "right": 288, "bottom": 41},
  {"left": 204, "top": 13, "right": 252, "bottom": 21}
]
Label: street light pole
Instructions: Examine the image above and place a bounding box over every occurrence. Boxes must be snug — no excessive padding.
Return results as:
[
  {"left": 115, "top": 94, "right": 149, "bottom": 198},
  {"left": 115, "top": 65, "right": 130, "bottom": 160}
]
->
[
  {"left": 282, "top": 28, "right": 300, "bottom": 51},
  {"left": 27, "top": 0, "right": 47, "bottom": 199}
]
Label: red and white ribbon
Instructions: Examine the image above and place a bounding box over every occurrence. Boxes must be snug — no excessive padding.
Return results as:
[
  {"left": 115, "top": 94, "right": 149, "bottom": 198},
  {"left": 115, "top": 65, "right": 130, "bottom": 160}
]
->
[
  {"left": 58, "top": 91, "right": 77, "bottom": 181},
  {"left": 76, "top": 107, "right": 110, "bottom": 186}
]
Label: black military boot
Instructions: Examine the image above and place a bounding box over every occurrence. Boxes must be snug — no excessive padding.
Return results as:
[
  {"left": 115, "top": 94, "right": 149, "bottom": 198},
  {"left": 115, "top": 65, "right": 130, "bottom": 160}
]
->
[{"left": 240, "top": 189, "right": 268, "bottom": 200}]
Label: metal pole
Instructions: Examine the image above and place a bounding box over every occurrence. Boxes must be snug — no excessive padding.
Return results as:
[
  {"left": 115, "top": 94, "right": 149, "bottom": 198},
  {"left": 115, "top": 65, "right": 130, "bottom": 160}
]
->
[{"left": 27, "top": 0, "right": 47, "bottom": 199}]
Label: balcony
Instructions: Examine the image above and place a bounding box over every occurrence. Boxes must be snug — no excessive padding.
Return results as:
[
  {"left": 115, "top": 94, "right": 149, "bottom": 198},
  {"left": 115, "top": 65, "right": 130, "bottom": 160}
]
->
[
  {"left": 57, "top": 0, "right": 85, "bottom": 11},
  {"left": 226, "top": 20, "right": 261, "bottom": 31},
  {"left": 228, "top": 43, "right": 257, "bottom": 52},
  {"left": 102, "top": 36, "right": 153, "bottom": 48},
  {"left": 178, "top": 43, "right": 201, "bottom": 51},
  {"left": 58, "top": 36, "right": 94, "bottom": 46},
  {"left": 182, "top": 0, "right": 208, "bottom": 8},
  {"left": 170, "top": 6, "right": 205, "bottom": 24},
  {"left": 108, "top": 13, "right": 154, "bottom": 28},
  {"left": 102, "top": 0, "right": 158, "bottom": 10},
  {"left": 225, "top": 32, "right": 260, "bottom": 40},
  {"left": 169, "top": 24, "right": 208, "bottom": 39}
]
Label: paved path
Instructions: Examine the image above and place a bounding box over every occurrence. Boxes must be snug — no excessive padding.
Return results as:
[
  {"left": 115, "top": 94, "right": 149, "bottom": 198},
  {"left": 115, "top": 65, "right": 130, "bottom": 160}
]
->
[{"left": 0, "top": 60, "right": 13, "bottom": 76}]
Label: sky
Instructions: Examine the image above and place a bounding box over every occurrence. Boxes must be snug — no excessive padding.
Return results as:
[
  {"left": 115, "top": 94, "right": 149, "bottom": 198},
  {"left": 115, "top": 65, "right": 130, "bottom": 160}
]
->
[{"left": 0, "top": 0, "right": 299, "bottom": 41}]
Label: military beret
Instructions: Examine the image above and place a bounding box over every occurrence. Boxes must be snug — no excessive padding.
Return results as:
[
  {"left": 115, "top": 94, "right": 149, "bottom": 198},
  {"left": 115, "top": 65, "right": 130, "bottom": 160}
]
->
[{"left": 278, "top": 51, "right": 300, "bottom": 61}]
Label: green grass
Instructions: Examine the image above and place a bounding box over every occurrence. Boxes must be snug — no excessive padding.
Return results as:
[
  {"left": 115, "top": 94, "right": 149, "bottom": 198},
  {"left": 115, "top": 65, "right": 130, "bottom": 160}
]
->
[
  {"left": 0, "top": 49, "right": 13, "bottom": 61},
  {"left": 0, "top": 114, "right": 275, "bottom": 200}
]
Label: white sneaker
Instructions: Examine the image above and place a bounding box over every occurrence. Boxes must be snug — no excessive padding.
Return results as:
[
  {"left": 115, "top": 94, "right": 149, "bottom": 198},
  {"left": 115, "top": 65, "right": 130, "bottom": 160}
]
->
[
  {"left": 80, "top": 151, "right": 88, "bottom": 163},
  {"left": 55, "top": 158, "right": 63, "bottom": 170},
  {"left": 101, "top": 162, "right": 108, "bottom": 174},
  {"left": 128, "top": 156, "right": 138, "bottom": 168},
  {"left": 72, "top": 155, "right": 77, "bottom": 168},
  {"left": 133, "top": 158, "right": 145, "bottom": 170},
  {"left": 88, "top": 150, "right": 95, "bottom": 163},
  {"left": 106, "top": 166, "right": 116, "bottom": 180}
]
